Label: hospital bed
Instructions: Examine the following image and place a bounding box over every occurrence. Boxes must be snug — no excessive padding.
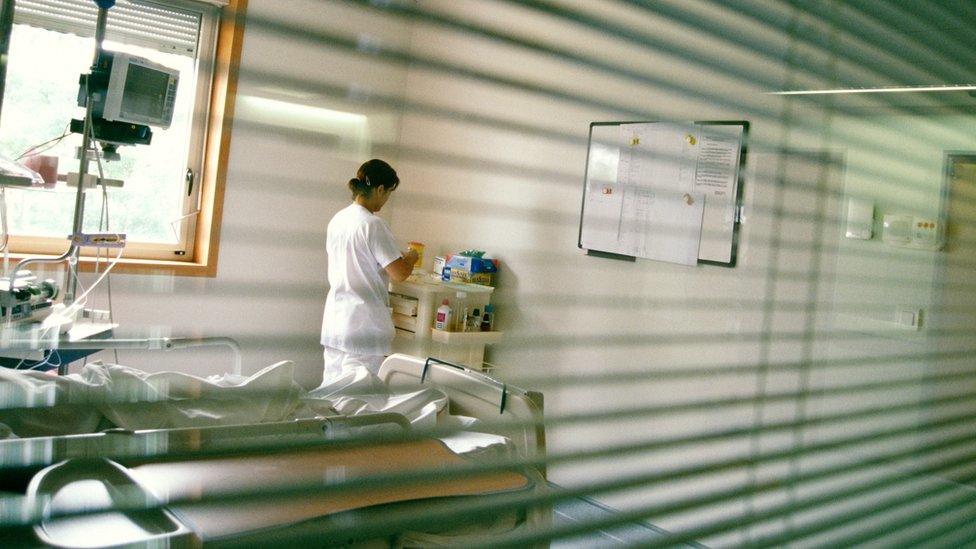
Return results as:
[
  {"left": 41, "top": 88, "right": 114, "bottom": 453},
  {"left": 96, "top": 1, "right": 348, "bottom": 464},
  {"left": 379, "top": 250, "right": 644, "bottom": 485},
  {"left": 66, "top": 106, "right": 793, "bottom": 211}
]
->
[
  {"left": 381, "top": 354, "right": 546, "bottom": 461},
  {"left": 0, "top": 353, "right": 548, "bottom": 547}
]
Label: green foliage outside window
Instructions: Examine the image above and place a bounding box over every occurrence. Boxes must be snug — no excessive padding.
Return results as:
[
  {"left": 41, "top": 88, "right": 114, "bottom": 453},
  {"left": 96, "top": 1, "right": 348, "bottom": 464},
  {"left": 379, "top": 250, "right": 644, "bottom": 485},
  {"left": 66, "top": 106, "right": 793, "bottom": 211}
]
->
[{"left": 0, "top": 25, "right": 197, "bottom": 245}]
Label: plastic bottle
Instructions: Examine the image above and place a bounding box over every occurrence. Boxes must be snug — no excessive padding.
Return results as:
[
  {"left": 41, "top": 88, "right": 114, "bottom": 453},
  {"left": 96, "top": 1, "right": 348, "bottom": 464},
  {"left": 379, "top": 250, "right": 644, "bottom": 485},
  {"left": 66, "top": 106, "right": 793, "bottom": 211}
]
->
[
  {"left": 460, "top": 306, "right": 469, "bottom": 332},
  {"left": 469, "top": 308, "right": 480, "bottom": 332},
  {"left": 434, "top": 299, "right": 452, "bottom": 331},
  {"left": 453, "top": 291, "right": 467, "bottom": 331},
  {"left": 481, "top": 304, "right": 494, "bottom": 331}
]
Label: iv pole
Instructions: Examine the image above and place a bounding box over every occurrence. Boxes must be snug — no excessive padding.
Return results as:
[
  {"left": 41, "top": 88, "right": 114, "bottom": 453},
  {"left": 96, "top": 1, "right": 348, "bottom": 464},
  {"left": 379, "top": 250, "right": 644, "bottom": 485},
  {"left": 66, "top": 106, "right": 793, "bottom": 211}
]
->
[
  {"left": 0, "top": 0, "right": 15, "bottom": 125},
  {"left": 0, "top": 1, "right": 245, "bottom": 378},
  {"left": 10, "top": 0, "right": 115, "bottom": 305}
]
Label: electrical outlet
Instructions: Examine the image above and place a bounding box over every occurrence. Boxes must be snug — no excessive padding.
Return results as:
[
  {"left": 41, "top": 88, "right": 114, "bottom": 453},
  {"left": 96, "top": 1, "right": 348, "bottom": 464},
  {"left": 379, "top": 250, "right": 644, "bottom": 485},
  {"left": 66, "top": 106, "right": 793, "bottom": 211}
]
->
[{"left": 910, "top": 217, "right": 940, "bottom": 248}]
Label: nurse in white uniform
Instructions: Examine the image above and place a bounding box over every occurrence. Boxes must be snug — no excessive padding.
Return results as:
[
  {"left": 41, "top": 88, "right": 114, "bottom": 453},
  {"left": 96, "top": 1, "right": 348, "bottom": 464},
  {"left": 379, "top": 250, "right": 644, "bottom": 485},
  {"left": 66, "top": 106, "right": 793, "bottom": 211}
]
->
[{"left": 320, "top": 159, "right": 418, "bottom": 383}]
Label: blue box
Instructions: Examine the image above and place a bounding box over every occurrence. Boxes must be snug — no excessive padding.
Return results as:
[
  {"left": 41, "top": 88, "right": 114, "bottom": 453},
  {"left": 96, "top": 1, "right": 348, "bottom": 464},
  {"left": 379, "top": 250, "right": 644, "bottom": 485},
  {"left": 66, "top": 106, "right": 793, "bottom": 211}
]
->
[{"left": 442, "top": 255, "right": 498, "bottom": 286}]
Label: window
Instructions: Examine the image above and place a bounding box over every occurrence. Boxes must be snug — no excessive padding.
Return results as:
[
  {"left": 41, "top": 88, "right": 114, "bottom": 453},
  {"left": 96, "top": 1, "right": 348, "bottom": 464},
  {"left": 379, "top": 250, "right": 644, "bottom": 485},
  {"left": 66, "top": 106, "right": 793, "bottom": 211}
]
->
[{"left": 0, "top": 0, "right": 244, "bottom": 275}]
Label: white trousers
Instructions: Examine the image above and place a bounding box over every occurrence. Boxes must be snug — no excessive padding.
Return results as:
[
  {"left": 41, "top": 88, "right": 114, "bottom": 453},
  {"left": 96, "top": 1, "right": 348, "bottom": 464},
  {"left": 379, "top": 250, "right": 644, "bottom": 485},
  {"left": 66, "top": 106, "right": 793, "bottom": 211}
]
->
[{"left": 322, "top": 346, "right": 385, "bottom": 384}]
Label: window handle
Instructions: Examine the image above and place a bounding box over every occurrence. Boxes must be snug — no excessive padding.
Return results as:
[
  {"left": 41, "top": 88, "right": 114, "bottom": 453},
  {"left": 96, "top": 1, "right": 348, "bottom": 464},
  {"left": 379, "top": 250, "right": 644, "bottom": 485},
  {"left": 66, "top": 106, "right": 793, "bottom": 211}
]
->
[{"left": 185, "top": 167, "right": 194, "bottom": 196}]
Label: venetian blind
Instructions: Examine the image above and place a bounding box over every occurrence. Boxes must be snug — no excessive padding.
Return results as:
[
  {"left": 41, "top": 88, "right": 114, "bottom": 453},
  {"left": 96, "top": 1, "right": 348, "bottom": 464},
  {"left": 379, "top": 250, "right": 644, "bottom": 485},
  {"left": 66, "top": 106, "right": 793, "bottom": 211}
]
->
[{"left": 13, "top": 0, "right": 207, "bottom": 56}]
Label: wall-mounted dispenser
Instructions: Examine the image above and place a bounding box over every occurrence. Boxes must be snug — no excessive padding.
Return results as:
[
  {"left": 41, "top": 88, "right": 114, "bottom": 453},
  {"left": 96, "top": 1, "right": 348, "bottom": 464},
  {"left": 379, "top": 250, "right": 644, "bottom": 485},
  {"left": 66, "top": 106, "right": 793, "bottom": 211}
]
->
[
  {"left": 845, "top": 198, "right": 874, "bottom": 240},
  {"left": 882, "top": 214, "right": 912, "bottom": 244}
]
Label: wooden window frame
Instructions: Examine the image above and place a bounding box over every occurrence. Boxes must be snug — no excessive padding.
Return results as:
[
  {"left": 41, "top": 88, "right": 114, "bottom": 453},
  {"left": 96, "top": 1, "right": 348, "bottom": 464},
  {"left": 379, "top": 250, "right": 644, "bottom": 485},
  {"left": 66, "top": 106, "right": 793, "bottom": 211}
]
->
[{"left": 2, "top": 0, "right": 246, "bottom": 277}]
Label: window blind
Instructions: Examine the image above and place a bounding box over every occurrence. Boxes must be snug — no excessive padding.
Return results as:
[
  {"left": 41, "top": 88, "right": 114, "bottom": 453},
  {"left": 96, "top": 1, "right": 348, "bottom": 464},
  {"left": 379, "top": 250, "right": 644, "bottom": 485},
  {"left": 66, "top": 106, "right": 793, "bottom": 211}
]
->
[
  {"left": 1, "top": 0, "right": 974, "bottom": 547},
  {"left": 12, "top": 0, "right": 205, "bottom": 56}
]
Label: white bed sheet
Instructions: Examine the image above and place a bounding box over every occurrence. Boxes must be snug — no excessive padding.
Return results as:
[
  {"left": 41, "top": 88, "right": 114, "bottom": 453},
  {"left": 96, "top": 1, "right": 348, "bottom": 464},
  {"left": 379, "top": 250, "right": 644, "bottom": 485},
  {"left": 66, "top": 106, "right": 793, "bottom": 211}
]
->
[
  {"left": 0, "top": 360, "right": 512, "bottom": 457},
  {"left": 303, "top": 364, "right": 512, "bottom": 458}
]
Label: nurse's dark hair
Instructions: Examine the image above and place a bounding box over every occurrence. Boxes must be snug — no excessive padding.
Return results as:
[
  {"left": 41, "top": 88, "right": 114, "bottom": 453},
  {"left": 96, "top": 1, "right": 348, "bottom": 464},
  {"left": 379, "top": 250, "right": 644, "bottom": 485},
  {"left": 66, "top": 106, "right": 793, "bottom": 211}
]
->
[{"left": 349, "top": 159, "right": 399, "bottom": 198}]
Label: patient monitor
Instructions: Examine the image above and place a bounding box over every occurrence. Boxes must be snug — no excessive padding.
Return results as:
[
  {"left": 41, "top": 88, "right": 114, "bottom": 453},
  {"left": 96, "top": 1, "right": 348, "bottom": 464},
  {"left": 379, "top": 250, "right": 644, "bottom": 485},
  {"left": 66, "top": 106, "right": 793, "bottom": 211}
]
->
[{"left": 74, "top": 51, "right": 180, "bottom": 146}]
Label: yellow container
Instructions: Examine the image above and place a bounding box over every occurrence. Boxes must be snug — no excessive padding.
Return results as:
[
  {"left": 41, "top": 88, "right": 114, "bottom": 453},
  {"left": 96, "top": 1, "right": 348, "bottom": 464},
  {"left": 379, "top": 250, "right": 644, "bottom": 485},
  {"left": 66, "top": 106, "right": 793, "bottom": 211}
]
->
[{"left": 407, "top": 241, "right": 424, "bottom": 267}]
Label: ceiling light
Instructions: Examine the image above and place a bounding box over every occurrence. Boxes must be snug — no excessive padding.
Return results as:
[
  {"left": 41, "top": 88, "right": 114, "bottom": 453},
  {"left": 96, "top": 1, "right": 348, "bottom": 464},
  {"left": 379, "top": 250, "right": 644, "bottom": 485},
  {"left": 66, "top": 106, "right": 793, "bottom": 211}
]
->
[{"left": 769, "top": 85, "right": 976, "bottom": 95}]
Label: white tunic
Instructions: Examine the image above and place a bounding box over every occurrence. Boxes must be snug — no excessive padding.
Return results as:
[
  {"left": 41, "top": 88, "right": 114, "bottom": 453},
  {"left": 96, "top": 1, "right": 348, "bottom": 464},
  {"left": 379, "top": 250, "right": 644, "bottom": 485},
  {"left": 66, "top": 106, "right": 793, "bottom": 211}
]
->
[{"left": 320, "top": 203, "right": 402, "bottom": 355}]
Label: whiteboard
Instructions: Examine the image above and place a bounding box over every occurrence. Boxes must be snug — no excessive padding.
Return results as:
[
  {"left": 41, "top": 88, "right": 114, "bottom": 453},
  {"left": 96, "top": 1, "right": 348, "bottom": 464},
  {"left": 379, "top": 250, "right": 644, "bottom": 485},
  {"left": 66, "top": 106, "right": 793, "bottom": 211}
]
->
[{"left": 577, "top": 121, "right": 748, "bottom": 266}]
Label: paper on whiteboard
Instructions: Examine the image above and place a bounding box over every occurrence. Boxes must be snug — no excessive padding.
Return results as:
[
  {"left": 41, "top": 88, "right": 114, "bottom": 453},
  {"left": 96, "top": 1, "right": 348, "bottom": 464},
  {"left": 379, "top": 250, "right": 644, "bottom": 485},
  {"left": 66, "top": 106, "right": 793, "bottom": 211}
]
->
[
  {"left": 617, "top": 123, "right": 698, "bottom": 193},
  {"left": 581, "top": 180, "right": 624, "bottom": 252},
  {"left": 621, "top": 189, "right": 705, "bottom": 266},
  {"left": 693, "top": 125, "right": 741, "bottom": 195},
  {"left": 580, "top": 139, "right": 624, "bottom": 252},
  {"left": 694, "top": 125, "right": 743, "bottom": 263}
]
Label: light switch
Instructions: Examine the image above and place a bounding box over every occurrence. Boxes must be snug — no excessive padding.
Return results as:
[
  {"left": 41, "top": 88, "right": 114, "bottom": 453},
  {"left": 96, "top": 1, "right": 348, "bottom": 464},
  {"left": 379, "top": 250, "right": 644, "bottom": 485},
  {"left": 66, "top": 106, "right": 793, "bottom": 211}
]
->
[{"left": 897, "top": 309, "right": 921, "bottom": 328}]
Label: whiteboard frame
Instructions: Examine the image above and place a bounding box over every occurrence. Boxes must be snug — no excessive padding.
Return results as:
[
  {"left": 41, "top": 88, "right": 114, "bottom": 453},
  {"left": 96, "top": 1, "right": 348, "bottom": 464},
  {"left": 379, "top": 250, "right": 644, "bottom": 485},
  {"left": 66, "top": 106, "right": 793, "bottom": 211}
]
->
[{"left": 577, "top": 120, "right": 749, "bottom": 267}]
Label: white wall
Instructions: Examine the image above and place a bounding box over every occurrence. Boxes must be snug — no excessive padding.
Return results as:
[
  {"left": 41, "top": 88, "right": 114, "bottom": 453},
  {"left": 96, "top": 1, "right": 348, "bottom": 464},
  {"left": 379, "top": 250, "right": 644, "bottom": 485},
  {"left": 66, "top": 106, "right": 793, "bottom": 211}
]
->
[
  {"left": 380, "top": 1, "right": 826, "bottom": 545},
  {"left": 57, "top": 0, "right": 976, "bottom": 545},
  {"left": 381, "top": 0, "right": 974, "bottom": 545}
]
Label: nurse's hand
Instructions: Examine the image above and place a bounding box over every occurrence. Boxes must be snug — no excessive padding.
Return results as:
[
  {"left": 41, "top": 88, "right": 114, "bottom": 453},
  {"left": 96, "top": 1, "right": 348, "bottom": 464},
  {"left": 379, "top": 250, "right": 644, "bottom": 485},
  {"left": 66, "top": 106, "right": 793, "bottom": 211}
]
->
[
  {"left": 385, "top": 250, "right": 418, "bottom": 282},
  {"left": 403, "top": 249, "right": 419, "bottom": 266}
]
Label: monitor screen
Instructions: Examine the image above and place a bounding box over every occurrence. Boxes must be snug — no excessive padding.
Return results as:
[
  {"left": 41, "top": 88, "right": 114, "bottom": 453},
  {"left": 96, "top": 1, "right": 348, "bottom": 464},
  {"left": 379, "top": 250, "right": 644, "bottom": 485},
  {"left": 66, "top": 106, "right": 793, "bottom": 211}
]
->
[{"left": 120, "top": 64, "right": 171, "bottom": 121}]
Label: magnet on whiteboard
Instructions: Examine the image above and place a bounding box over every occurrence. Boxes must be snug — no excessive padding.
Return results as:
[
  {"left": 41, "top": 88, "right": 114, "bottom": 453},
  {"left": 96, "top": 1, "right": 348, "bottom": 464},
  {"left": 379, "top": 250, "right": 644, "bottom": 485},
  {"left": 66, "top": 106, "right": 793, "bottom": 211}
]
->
[
  {"left": 683, "top": 193, "right": 694, "bottom": 205},
  {"left": 685, "top": 134, "right": 696, "bottom": 145}
]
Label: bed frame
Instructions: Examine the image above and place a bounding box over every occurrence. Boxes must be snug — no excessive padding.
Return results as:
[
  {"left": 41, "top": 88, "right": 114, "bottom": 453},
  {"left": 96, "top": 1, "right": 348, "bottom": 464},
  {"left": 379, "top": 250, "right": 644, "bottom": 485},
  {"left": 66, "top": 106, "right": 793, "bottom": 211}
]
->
[
  {"left": 0, "top": 354, "right": 549, "bottom": 547},
  {"left": 378, "top": 353, "right": 546, "bottom": 463}
]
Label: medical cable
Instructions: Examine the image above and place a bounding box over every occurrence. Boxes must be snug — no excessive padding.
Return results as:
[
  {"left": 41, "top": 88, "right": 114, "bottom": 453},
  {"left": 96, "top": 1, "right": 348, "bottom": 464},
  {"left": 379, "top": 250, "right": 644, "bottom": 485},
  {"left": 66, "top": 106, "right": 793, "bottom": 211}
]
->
[
  {"left": 168, "top": 209, "right": 200, "bottom": 241},
  {"left": 69, "top": 261, "right": 86, "bottom": 303},
  {"left": 72, "top": 245, "right": 123, "bottom": 307},
  {"left": 10, "top": 353, "right": 29, "bottom": 370},
  {"left": 31, "top": 351, "right": 54, "bottom": 372},
  {"left": 96, "top": 142, "right": 121, "bottom": 363},
  {"left": 10, "top": 346, "right": 59, "bottom": 372},
  {"left": 14, "top": 123, "right": 71, "bottom": 160},
  {"left": 36, "top": 245, "right": 124, "bottom": 347},
  {"left": 27, "top": 350, "right": 61, "bottom": 372},
  {"left": 87, "top": 124, "right": 121, "bottom": 363}
]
